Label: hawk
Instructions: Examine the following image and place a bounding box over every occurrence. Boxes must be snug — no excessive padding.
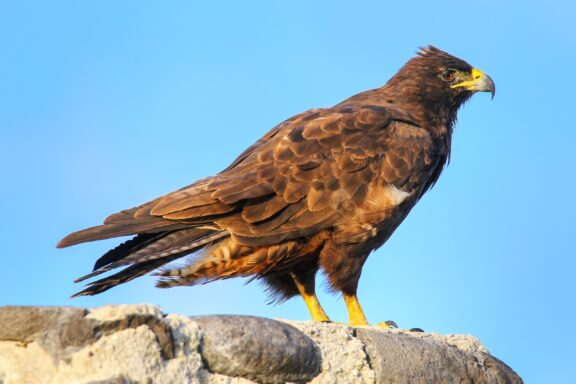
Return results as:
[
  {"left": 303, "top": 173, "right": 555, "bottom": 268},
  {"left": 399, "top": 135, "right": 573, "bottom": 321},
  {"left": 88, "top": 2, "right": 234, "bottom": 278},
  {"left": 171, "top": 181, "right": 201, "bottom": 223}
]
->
[{"left": 58, "top": 46, "right": 495, "bottom": 326}]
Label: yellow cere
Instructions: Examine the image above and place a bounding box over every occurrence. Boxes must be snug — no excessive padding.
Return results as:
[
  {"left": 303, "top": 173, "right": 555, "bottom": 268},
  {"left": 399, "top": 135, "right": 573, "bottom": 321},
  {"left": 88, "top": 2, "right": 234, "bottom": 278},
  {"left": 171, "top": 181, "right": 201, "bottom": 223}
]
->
[
  {"left": 450, "top": 67, "right": 485, "bottom": 89},
  {"left": 471, "top": 68, "right": 484, "bottom": 80}
]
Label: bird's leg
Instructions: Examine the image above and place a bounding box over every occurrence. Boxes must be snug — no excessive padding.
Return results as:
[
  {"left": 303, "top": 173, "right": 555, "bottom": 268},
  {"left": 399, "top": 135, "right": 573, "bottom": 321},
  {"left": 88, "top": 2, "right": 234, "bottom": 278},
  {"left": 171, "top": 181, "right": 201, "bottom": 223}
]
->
[
  {"left": 343, "top": 293, "right": 399, "bottom": 328},
  {"left": 290, "top": 272, "right": 330, "bottom": 322},
  {"left": 342, "top": 292, "right": 370, "bottom": 326}
]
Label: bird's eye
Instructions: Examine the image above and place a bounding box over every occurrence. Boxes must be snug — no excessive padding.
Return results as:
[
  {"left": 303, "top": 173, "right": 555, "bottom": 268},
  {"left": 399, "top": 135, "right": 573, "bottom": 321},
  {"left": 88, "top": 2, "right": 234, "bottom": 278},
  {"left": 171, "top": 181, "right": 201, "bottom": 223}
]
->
[{"left": 440, "top": 70, "right": 455, "bottom": 82}]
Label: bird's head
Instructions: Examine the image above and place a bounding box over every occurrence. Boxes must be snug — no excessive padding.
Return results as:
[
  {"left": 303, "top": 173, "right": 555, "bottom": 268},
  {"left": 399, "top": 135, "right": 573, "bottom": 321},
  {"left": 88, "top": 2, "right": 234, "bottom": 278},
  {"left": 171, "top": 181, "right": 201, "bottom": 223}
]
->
[
  {"left": 387, "top": 46, "right": 495, "bottom": 105},
  {"left": 423, "top": 46, "right": 496, "bottom": 100},
  {"left": 382, "top": 46, "right": 495, "bottom": 130}
]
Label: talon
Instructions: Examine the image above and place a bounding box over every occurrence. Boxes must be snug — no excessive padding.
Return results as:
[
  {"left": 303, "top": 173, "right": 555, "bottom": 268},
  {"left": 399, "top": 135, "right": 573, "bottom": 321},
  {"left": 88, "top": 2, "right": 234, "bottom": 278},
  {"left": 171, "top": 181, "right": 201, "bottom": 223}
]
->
[
  {"left": 386, "top": 320, "right": 398, "bottom": 328},
  {"left": 376, "top": 320, "right": 398, "bottom": 329},
  {"left": 408, "top": 327, "right": 424, "bottom": 332}
]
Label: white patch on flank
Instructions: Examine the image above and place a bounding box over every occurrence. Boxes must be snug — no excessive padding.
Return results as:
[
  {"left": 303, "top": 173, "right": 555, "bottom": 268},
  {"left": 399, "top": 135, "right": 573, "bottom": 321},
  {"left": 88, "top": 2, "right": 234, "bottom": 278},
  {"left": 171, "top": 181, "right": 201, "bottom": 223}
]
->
[{"left": 384, "top": 184, "right": 412, "bottom": 206}]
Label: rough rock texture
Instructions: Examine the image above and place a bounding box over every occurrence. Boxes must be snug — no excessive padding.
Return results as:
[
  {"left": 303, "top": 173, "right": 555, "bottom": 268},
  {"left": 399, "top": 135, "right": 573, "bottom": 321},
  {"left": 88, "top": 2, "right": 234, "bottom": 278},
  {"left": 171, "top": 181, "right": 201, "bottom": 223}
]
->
[
  {"left": 281, "top": 320, "right": 375, "bottom": 383},
  {"left": 0, "top": 304, "right": 522, "bottom": 384},
  {"left": 355, "top": 329, "right": 518, "bottom": 384},
  {"left": 193, "top": 315, "right": 320, "bottom": 383}
]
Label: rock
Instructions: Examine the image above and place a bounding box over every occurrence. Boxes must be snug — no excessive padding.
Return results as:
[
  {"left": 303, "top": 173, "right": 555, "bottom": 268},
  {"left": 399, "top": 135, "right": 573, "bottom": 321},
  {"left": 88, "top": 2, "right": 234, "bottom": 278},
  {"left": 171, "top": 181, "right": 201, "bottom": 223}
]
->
[
  {"left": 354, "top": 328, "right": 522, "bottom": 384},
  {"left": 0, "top": 306, "right": 92, "bottom": 362},
  {"left": 0, "top": 305, "right": 203, "bottom": 384},
  {"left": 193, "top": 315, "right": 320, "bottom": 384},
  {"left": 280, "top": 320, "right": 375, "bottom": 384},
  {"left": 0, "top": 304, "right": 523, "bottom": 384}
]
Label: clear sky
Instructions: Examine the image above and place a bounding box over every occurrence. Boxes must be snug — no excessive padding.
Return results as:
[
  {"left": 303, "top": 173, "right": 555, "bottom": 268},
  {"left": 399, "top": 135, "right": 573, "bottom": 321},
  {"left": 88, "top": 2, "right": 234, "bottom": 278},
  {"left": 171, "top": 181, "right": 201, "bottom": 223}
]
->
[{"left": 1, "top": 1, "right": 574, "bottom": 382}]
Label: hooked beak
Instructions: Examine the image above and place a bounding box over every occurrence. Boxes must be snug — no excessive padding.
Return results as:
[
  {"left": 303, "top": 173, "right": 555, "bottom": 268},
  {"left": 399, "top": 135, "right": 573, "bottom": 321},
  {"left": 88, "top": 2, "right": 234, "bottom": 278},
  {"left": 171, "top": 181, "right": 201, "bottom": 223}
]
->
[{"left": 451, "top": 68, "right": 495, "bottom": 99}]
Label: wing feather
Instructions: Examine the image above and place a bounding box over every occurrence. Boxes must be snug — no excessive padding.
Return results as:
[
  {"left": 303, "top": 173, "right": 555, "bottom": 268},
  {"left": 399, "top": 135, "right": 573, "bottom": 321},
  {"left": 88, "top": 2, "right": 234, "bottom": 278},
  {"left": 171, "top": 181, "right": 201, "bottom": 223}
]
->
[{"left": 59, "top": 104, "right": 423, "bottom": 250}]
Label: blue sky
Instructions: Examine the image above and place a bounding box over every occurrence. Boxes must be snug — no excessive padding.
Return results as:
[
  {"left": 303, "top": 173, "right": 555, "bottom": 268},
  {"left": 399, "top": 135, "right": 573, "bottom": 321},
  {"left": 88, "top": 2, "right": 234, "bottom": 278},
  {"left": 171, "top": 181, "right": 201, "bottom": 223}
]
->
[{"left": 1, "top": 1, "right": 575, "bottom": 382}]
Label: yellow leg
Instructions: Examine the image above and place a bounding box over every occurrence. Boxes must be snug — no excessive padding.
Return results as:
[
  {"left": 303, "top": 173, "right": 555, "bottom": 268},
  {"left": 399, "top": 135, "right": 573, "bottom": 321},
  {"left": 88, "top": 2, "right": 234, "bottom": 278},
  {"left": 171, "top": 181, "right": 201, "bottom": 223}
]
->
[
  {"left": 343, "top": 293, "right": 369, "bottom": 326},
  {"left": 291, "top": 273, "right": 330, "bottom": 322}
]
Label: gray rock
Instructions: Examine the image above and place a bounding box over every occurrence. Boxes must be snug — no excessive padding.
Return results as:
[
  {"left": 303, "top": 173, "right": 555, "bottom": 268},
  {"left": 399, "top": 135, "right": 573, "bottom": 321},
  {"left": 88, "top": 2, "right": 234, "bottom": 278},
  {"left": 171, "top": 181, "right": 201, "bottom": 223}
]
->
[
  {"left": 355, "top": 328, "right": 522, "bottom": 384},
  {"left": 0, "top": 305, "right": 174, "bottom": 362},
  {"left": 0, "top": 305, "right": 203, "bottom": 384},
  {"left": 0, "top": 306, "right": 93, "bottom": 362},
  {"left": 281, "top": 320, "right": 375, "bottom": 384},
  {"left": 193, "top": 315, "right": 321, "bottom": 384},
  {"left": 83, "top": 376, "right": 137, "bottom": 384},
  {"left": 0, "top": 305, "right": 523, "bottom": 384}
]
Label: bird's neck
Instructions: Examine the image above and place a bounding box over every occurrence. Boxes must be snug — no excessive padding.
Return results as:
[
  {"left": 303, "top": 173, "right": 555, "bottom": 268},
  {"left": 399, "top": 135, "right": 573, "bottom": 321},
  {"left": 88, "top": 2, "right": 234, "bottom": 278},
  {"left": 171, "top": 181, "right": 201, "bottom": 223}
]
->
[
  {"left": 386, "top": 84, "right": 463, "bottom": 136},
  {"left": 339, "top": 86, "right": 461, "bottom": 139}
]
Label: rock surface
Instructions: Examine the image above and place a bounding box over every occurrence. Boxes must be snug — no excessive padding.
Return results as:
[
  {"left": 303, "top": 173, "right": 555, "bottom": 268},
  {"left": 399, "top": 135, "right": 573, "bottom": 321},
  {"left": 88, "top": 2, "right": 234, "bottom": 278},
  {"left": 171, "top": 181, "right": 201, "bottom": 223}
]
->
[
  {"left": 0, "top": 304, "right": 522, "bottom": 384},
  {"left": 193, "top": 315, "right": 320, "bottom": 384}
]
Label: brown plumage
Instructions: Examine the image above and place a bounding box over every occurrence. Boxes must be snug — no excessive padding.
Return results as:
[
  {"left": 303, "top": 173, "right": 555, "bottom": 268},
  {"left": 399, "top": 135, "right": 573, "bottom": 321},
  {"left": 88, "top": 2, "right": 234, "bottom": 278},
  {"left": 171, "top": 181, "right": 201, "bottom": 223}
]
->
[{"left": 58, "top": 46, "right": 495, "bottom": 326}]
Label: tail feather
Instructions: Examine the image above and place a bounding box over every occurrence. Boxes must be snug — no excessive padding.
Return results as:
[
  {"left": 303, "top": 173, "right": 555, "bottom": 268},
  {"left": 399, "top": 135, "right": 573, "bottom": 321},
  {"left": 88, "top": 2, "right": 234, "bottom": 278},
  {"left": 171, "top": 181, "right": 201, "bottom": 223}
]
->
[
  {"left": 72, "top": 257, "right": 181, "bottom": 297},
  {"left": 93, "top": 233, "right": 166, "bottom": 271},
  {"left": 117, "top": 229, "right": 228, "bottom": 267},
  {"left": 72, "top": 229, "right": 229, "bottom": 295},
  {"left": 57, "top": 219, "right": 190, "bottom": 248}
]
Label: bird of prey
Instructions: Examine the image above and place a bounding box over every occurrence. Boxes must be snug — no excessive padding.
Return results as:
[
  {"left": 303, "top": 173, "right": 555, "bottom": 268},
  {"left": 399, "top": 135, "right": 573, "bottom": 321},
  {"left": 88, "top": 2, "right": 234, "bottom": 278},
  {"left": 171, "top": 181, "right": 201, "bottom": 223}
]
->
[{"left": 58, "top": 46, "right": 495, "bottom": 326}]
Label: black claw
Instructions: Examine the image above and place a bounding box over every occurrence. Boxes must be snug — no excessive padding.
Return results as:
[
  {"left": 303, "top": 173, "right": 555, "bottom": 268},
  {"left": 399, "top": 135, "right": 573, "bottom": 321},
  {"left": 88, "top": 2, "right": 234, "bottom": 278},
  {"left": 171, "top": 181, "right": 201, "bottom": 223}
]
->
[
  {"left": 409, "top": 327, "right": 424, "bottom": 332},
  {"left": 385, "top": 320, "right": 398, "bottom": 328}
]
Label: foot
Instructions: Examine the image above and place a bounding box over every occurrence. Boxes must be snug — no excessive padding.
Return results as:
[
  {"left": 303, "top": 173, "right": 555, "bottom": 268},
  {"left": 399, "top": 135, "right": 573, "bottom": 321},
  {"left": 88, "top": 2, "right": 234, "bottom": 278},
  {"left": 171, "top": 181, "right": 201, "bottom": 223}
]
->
[
  {"left": 376, "top": 321, "right": 424, "bottom": 332},
  {"left": 376, "top": 320, "right": 398, "bottom": 329}
]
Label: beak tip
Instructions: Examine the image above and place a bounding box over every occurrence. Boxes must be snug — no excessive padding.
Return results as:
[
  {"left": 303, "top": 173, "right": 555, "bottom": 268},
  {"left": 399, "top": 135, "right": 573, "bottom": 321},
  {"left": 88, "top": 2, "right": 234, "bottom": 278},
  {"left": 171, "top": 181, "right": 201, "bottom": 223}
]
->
[
  {"left": 482, "top": 73, "right": 495, "bottom": 99},
  {"left": 488, "top": 75, "right": 495, "bottom": 99}
]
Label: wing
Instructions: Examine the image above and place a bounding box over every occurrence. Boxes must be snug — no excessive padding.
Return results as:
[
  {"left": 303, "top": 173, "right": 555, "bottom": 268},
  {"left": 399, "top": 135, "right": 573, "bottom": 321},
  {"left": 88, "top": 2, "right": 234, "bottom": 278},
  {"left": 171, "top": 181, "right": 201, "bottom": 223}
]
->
[
  {"left": 330, "top": 120, "right": 444, "bottom": 246},
  {"left": 58, "top": 104, "right": 421, "bottom": 249},
  {"left": 148, "top": 104, "right": 421, "bottom": 245},
  {"left": 57, "top": 110, "right": 315, "bottom": 248}
]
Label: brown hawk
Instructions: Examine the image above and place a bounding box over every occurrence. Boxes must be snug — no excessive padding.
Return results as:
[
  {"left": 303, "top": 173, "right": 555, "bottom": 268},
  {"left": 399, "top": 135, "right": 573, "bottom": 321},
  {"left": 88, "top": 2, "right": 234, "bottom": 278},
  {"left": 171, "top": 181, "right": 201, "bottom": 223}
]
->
[{"left": 58, "top": 46, "right": 495, "bottom": 326}]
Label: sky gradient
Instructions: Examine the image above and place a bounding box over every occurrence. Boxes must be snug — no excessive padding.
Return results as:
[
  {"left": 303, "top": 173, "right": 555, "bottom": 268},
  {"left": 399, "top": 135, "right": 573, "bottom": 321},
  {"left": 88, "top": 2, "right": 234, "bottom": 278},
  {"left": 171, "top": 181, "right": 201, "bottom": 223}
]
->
[{"left": 2, "top": 1, "right": 575, "bottom": 382}]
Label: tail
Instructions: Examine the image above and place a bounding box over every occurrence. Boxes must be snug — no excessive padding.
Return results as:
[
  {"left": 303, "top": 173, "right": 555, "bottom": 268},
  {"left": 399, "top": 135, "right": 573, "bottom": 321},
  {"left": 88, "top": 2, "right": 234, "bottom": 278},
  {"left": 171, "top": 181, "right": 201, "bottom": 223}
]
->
[
  {"left": 72, "top": 229, "right": 229, "bottom": 297},
  {"left": 57, "top": 217, "right": 189, "bottom": 248}
]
